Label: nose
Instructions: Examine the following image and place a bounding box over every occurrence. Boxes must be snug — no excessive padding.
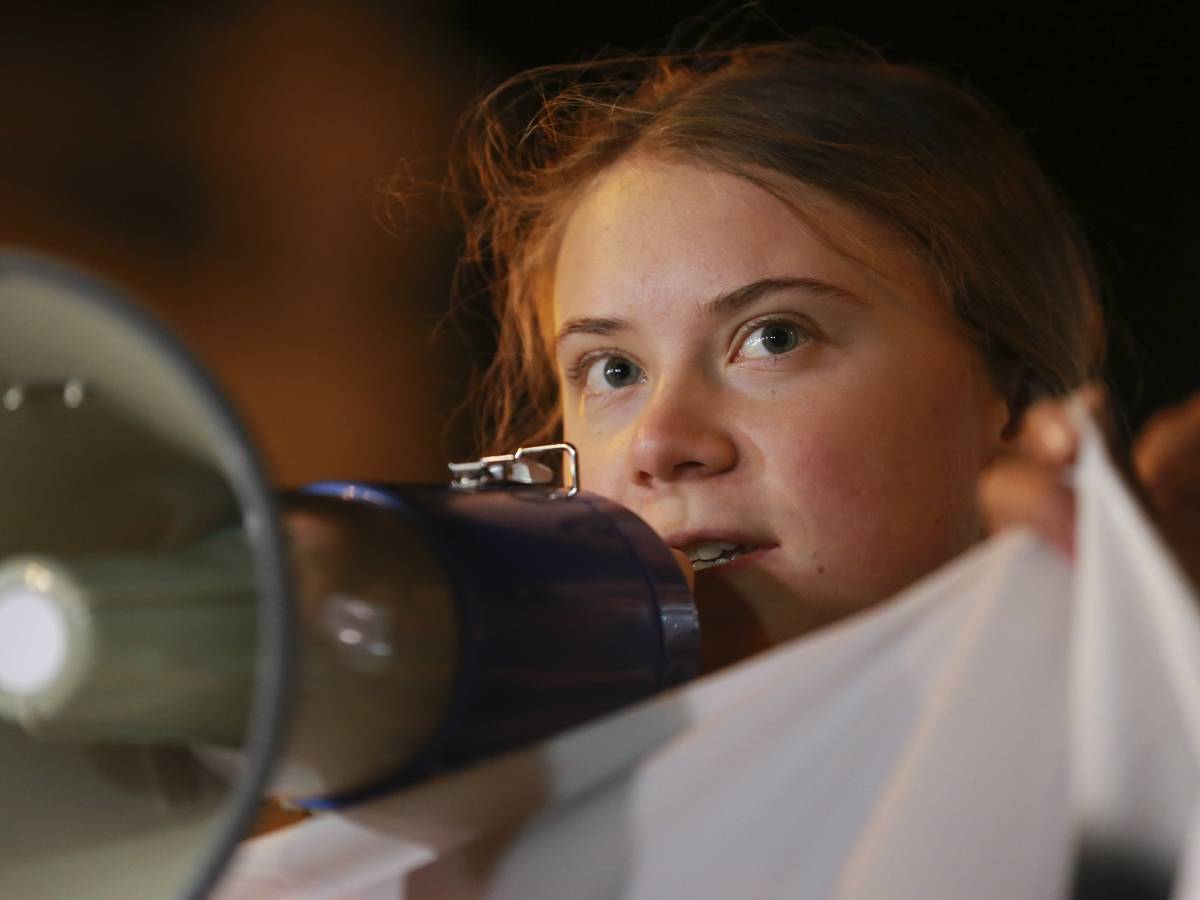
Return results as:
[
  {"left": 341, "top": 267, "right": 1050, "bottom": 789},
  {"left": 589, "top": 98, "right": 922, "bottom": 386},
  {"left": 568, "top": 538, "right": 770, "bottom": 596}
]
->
[{"left": 628, "top": 380, "right": 737, "bottom": 487}]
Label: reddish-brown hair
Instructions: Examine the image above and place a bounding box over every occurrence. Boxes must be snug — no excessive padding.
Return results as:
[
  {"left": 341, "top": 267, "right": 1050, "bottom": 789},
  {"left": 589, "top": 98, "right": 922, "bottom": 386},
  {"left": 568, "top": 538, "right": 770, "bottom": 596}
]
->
[{"left": 449, "top": 39, "right": 1105, "bottom": 454}]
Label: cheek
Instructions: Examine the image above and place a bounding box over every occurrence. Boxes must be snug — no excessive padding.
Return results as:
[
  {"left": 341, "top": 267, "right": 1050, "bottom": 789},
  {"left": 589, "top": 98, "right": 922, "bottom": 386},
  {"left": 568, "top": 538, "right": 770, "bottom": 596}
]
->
[
  {"left": 563, "top": 413, "right": 625, "bottom": 497},
  {"left": 763, "top": 356, "right": 992, "bottom": 593}
]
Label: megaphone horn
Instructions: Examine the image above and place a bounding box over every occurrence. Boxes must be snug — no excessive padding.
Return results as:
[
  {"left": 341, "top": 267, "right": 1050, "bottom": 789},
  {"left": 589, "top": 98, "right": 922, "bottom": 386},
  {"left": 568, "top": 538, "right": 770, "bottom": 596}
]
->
[{"left": 0, "top": 250, "right": 699, "bottom": 899}]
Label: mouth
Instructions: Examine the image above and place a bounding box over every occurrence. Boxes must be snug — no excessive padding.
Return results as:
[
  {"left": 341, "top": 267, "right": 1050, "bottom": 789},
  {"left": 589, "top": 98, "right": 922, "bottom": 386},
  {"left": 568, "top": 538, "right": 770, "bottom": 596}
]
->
[{"left": 669, "top": 536, "right": 775, "bottom": 573}]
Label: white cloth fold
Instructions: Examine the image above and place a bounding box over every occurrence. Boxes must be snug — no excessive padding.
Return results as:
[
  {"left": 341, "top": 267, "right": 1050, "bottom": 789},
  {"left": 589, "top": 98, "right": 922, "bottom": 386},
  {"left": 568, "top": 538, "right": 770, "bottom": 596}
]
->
[{"left": 217, "top": 417, "right": 1200, "bottom": 899}]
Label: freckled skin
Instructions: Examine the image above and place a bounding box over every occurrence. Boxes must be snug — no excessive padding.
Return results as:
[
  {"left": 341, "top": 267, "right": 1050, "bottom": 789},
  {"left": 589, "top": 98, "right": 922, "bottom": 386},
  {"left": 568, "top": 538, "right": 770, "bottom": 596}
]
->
[{"left": 552, "top": 157, "right": 1013, "bottom": 666}]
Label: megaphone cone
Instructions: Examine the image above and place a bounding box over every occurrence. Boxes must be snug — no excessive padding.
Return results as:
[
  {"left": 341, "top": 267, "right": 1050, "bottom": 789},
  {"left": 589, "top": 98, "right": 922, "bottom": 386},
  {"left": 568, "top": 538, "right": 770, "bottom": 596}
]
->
[
  {"left": 0, "top": 252, "right": 293, "bottom": 900},
  {"left": 0, "top": 251, "right": 698, "bottom": 898}
]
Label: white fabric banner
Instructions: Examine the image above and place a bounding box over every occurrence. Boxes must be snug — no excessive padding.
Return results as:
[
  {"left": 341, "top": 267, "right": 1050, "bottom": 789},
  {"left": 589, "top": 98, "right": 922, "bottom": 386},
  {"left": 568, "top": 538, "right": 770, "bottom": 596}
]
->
[{"left": 216, "top": 417, "right": 1200, "bottom": 899}]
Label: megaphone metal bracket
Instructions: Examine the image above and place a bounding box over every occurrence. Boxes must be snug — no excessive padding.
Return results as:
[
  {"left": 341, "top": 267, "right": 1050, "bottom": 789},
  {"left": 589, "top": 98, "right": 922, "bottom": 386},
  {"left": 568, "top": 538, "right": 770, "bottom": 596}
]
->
[{"left": 448, "top": 442, "right": 579, "bottom": 499}]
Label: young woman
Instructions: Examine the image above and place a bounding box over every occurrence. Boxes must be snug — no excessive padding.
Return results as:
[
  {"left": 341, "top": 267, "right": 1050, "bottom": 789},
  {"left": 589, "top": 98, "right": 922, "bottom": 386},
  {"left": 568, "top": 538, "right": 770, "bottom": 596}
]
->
[{"left": 449, "top": 39, "right": 1197, "bottom": 668}]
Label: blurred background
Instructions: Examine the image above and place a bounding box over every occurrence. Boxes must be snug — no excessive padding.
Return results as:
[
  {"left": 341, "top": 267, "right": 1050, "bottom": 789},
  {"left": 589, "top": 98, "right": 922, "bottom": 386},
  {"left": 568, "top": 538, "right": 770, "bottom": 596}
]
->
[{"left": 2, "top": 0, "right": 1195, "bottom": 486}]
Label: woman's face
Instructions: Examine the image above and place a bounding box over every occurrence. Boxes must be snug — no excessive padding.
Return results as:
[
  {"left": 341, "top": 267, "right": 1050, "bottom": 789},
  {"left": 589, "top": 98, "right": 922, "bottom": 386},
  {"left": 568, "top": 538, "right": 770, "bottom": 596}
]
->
[{"left": 552, "top": 156, "right": 1012, "bottom": 666}]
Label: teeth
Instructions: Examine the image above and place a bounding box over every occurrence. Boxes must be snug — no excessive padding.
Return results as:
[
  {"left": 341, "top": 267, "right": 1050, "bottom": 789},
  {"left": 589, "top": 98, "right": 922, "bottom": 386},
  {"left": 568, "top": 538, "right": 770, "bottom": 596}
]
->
[
  {"left": 687, "top": 544, "right": 760, "bottom": 571},
  {"left": 685, "top": 540, "right": 742, "bottom": 562}
]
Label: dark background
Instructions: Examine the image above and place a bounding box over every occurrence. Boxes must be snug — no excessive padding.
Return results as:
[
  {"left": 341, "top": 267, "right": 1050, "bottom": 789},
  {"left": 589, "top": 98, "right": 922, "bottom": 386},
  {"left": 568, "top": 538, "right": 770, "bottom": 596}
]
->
[{"left": 3, "top": 1, "right": 1195, "bottom": 480}]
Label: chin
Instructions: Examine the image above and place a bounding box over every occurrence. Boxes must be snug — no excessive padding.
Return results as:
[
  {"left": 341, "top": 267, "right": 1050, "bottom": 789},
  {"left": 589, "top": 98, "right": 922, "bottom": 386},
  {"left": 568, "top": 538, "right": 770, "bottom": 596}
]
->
[{"left": 692, "top": 562, "right": 859, "bottom": 651}]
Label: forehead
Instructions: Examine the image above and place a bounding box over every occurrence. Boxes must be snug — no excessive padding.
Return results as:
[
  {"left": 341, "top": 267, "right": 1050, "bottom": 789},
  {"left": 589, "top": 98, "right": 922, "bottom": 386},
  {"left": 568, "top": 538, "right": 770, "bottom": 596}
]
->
[{"left": 551, "top": 156, "right": 938, "bottom": 327}]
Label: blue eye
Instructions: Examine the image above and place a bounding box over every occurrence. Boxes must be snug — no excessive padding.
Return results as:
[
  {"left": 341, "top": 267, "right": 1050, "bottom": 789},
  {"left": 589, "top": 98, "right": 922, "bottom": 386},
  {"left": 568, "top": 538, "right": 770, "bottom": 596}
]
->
[
  {"left": 740, "top": 322, "right": 803, "bottom": 359},
  {"left": 604, "top": 357, "right": 640, "bottom": 386},
  {"left": 583, "top": 355, "right": 643, "bottom": 393}
]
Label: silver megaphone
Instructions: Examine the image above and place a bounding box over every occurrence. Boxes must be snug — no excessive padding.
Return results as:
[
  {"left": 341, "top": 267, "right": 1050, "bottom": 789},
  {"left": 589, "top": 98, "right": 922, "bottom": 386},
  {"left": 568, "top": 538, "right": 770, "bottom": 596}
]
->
[{"left": 0, "top": 251, "right": 699, "bottom": 899}]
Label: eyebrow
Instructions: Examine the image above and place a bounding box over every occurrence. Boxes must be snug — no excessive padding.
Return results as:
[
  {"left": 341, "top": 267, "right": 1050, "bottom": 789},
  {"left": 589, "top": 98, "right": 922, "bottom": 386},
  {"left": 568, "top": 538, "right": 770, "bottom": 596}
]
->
[{"left": 553, "top": 276, "right": 868, "bottom": 350}]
